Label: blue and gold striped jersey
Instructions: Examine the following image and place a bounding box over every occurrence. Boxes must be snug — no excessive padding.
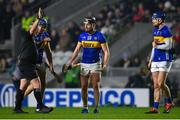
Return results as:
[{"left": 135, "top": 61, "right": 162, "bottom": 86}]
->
[
  {"left": 78, "top": 31, "right": 107, "bottom": 63},
  {"left": 152, "top": 25, "right": 173, "bottom": 62},
  {"left": 33, "top": 31, "right": 50, "bottom": 64}
]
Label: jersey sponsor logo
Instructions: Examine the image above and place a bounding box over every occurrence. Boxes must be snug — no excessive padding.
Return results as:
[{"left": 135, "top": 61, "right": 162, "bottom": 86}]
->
[{"left": 82, "top": 41, "right": 101, "bottom": 48}]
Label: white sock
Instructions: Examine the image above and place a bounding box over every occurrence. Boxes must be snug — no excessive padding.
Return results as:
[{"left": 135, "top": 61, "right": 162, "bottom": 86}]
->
[{"left": 83, "top": 106, "right": 88, "bottom": 109}]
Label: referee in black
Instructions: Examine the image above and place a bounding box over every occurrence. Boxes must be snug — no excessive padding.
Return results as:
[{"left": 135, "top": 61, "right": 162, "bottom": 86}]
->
[{"left": 14, "top": 8, "right": 53, "bottom": 113}]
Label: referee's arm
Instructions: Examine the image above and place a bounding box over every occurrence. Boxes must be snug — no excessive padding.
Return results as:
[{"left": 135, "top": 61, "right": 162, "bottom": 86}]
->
[{"left": 29, "top": 8, "right": 42, "bottom": 35}]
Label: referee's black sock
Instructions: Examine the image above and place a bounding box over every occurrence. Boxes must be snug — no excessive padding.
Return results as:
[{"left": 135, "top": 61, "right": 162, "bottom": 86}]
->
[
  {"left": 34, "top": 88, "right": 43, "bottom": 107},
  {"left": 15, "top": 89, "right": 24, "bottom": 110},
  {"left": 12, "top": 79, "right": 20, "bottom": 90}
]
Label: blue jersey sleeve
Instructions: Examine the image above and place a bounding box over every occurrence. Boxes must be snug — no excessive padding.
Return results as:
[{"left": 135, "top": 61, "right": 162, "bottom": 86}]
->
[
  {"left": 33, "top": 31, "right": 50, "bottom": 44},
  {"left": 78, "top": 34, "right": 83, "bottom": 43},
  {"left": 162, "top": 26, "right": 172, "bottom": 38},
  {"left": 41, "top": 31, "right": 50, "bottom": 41},
  {"left": 99, "top": 33, "right": 107, "bottom": 44}
]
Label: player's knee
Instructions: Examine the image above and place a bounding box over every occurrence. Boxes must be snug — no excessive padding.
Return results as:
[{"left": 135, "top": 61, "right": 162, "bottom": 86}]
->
[
  {"left": 157, "top": 82, "right": 163, "bottom": 89},
  {"left": 154, "top": 83, "right": 160, "bottom": 89},
  {"left": 35, "top": 80, "right": 40, "bottom": 85},
  {"left": 31, "top": 79, "right": 40, "bottom": 88}
]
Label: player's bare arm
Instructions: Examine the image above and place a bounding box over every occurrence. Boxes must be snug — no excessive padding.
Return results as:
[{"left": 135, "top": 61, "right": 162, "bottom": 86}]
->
[
  {"left": 44, "top": 38, "right": 54, "bottom": 72},
  {"left": 69, "top": 42, "right": 82, "bottom": 65},
  {"left": 101, "top": 43, "right": 110, "bottom": 70}
]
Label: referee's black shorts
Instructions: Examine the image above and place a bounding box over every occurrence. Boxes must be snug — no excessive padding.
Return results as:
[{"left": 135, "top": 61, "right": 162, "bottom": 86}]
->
[{"left": 18, "top": 61, "right": 38, "bottom": 81}]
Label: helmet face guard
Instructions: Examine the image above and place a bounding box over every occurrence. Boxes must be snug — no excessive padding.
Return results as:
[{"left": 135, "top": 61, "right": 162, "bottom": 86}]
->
[{"left": 83, "top": 17, "right": 96, "bottom": 32}]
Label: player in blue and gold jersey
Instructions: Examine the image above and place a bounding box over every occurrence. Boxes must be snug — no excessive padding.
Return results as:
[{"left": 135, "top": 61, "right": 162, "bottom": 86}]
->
[
  {"left": 147, "top": 11, "right": 174, "bottom": 114},
  {"left": 68, "top": 17, "right": 110, "bottom": 113}
]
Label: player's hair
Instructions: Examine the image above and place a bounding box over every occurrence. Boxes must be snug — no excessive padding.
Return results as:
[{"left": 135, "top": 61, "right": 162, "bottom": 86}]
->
[
  {"left": 83, "top": 17, "right": 96, "bottom": 24},
  {"left": 84, "top": 16, "right": 96, "bottom": 31}
]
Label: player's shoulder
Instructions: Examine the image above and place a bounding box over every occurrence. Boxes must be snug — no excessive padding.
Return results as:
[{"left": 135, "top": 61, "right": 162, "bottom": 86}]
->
[
  {"left": 162, "top": 25, "right": 170, "bottom": 31},
  {"left": 79, "top": 31, "right": 87, "bottom": 38},
  {"left": 95, "top": 31, "right": 106, "bottom": 40},
  {"left": 90, "top": 31, "right": 104, "bottom": 38},
  {"left": 79, "top": 31, "right": 86, "bottom": 35},
  {"left": 40, "top": 31, "right": 50, "bottom": 41},
  {"left": 161, "top": 25, "right": 172, "bottom": 37},
  {"left": 94, "top": 31, "right": 104, "bottom": 36}
]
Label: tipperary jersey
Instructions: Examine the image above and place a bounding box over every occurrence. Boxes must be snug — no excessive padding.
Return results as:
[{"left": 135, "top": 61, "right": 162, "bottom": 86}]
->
[
  {"left": 78, "top": 31, "right": 107, "bottom": 63},
  {"left": 33, "top": 31, "right": 50, "bottom": 64},
  {"left": 152, "top": 25, "right": 173, "bottom": 62}
]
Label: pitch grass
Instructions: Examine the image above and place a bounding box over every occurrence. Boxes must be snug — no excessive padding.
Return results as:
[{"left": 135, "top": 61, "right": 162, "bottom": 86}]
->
[{"left": 0, "top": 107, "right": 180, "bottom": 119}]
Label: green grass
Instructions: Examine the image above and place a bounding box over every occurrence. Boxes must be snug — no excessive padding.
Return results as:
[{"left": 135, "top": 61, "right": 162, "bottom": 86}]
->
[{"left": 0, "top": 107, "right": 180, "bottom": 119}]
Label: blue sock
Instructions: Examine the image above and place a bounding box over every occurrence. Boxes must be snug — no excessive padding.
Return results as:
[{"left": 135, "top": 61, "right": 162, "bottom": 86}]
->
[
  {"left": 165, "top": 98, "right": 172, "bottom": 104},
  {"left": 153, "top": 102, "right": 159, "bottom": 109}
]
